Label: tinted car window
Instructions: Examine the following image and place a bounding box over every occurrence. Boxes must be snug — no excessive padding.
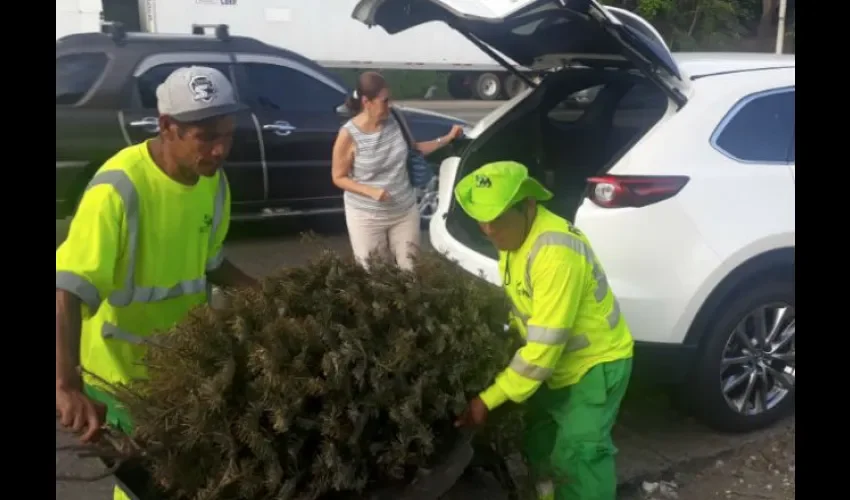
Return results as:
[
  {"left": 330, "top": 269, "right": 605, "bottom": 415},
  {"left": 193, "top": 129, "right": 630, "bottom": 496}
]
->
[
  {"left": 714, "top": 89, "right": 795, "bottom": 163},
  {"left": 56, "top": 53, "right": 108, "bottom": 105},
  {"left": 135, "top": 62, "right": 233, "bottom": 109},
  {"left": 241, "top": 62, "right": 344, "bottom": 112}
]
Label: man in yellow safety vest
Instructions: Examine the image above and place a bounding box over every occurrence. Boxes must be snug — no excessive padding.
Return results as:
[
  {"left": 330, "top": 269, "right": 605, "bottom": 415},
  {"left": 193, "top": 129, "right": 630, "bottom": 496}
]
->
[
  {"left": 453, "top": 161, "right": 634, "bottom": 500},
  {"left": 55, "top": 66, "right": 259, "bottom": 499}
]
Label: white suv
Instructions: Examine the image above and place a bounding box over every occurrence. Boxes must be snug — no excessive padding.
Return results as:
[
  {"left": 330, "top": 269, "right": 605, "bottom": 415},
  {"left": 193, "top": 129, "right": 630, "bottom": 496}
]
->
[{"left": 355, "top": 0, "right": 795, "bottom": 432}]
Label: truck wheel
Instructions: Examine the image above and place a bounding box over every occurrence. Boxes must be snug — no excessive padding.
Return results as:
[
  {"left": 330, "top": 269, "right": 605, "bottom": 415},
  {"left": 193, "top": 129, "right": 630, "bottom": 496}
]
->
[
  {"left": 447, "top": 74, "right": 471, "bottom": 99},
  {"left": 682, "top": 278, "right": 795, "bottom": 433},
  {"left": 474, "top": 73, "right": 502, "bottom": 100},
  {"left": 503, "top": 74, "right": 528, "bottom": 99}
]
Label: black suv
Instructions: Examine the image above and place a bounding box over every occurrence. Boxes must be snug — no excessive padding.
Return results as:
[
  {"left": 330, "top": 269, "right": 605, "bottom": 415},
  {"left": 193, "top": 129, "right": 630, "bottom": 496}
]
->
[{"left": 56, "top": 25, "right": 468, "bottom": 221}]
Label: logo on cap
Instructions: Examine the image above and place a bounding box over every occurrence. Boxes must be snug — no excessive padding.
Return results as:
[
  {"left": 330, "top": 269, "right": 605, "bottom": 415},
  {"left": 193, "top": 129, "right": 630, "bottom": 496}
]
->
[
  {"left": 189, "top": 74, "right": 217, "bottom": 103},
  {"left": 475, "top": 175, "right": 492, "bottom": 188}
]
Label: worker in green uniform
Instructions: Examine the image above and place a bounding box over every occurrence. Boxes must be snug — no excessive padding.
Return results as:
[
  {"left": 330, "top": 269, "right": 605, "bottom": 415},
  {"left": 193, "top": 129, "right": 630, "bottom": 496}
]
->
[
  {"left": 453, "top": 161, "right": 634, "bottom": 500},
  {"left": 55, "top": 66, "right": 259, "bottom": 500}
]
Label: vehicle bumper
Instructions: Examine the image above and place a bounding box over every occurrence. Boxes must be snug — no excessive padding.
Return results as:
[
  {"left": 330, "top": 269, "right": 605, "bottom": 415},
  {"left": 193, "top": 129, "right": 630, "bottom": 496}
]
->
[{"left": 429, "top": 158, "right": 502, "bottom": 284}]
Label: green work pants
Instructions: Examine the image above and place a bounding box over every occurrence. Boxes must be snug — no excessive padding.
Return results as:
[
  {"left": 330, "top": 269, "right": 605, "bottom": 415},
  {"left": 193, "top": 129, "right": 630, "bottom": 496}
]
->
[
  {"left": 523, "top": 357, "right": 632, "bottom": 500},
  {"left": 83, "top": 384, "right": 135, "bottom": 500}
]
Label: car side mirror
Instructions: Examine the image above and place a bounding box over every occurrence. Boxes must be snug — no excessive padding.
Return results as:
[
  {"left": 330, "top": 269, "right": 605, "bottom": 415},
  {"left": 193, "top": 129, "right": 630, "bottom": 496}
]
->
[{"left": 335, "top": 103, "right": 351, "bottom": 117}]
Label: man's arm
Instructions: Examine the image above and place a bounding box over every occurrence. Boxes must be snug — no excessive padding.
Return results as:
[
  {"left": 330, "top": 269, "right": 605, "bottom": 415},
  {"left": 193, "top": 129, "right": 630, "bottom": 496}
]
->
[
  {"left": 56, "top": 290, "right": 82, "bottom": 390},
  {"left": 204, "top": 173, "right": 259, "bottom": 290},
  {"left": 56, "top": 184, "right": 124, "bottom": 442},
  {"left": 56, "top": 184, "right": 124, "bottom": 388},
  {"left": 478, "top": 246, "right": 585, "bottom": 410}
]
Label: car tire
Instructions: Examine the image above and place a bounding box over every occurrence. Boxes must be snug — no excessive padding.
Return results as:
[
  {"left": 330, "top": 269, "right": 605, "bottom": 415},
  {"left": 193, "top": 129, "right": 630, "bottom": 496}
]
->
[{"left": 683, "top": 277, "right": 795, "bottom": 433}]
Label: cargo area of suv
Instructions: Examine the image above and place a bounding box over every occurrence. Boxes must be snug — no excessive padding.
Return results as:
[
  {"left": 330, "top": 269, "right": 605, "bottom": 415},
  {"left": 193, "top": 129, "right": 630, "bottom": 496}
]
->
[
  {"left": 352, "top": 0, "right": 691, "bottom": 258},
  {"left": 445, "top": 68, "right": 672, "bottom": 259}
]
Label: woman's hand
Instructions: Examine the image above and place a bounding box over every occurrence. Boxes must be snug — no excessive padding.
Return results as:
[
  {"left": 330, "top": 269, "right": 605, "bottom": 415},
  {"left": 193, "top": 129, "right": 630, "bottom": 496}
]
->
[
  {"left": 369, "top": 187, "right": 391, "bottom": 202},
  {"left": 416, "top": 125, "right": 467, "bottom": 156},
  {"left": 446, "top": 124, "right": 465, "bottom": 142}
]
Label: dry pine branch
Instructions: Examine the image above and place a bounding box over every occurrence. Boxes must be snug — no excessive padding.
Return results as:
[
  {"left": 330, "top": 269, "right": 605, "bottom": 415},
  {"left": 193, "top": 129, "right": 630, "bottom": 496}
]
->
[{"left": 62, "top": 247, "right": 528, "bottom": 500}]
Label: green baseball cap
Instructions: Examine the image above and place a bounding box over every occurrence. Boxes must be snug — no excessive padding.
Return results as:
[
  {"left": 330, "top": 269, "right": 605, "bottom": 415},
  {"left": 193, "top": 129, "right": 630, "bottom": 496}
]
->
[{"left": 454, "top": 161, "right": 553, "bottom": 223}]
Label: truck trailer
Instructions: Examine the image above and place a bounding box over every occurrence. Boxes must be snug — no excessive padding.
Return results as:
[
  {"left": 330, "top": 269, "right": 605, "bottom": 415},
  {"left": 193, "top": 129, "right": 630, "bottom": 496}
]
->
[{"left": 56, "top": 0, "right": 545, "bottom": 100}]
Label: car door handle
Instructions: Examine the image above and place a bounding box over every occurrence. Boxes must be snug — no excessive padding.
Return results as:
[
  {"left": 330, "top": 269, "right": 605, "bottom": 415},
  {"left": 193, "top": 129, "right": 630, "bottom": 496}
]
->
[
  {"left": 128, "top": 116, "right": 160, "bottom": 133},
  {"left": 262, "top": 121, "right": 296, "bottom": 137}
]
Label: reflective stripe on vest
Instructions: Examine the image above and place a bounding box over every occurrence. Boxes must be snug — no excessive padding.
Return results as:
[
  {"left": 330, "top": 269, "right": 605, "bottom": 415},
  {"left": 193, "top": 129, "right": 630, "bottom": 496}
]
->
[
  {"left": 511, "top": 230, "right": 622, "bottom": 355},
  {"left": 509, "top": 354, "right": 553, "bottom": 381},
  {"left": 84, "top": 169, "right": 227, "bottom": 344}
]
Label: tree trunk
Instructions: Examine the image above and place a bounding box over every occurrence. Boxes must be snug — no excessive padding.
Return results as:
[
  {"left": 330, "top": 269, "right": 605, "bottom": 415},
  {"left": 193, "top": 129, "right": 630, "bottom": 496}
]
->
[{"left": 757, "top": 0, "right": 778, "bottom": 50}]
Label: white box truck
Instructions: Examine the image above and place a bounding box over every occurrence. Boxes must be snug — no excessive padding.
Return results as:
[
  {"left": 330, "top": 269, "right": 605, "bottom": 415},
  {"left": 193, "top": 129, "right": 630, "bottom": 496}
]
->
[{"left": 56, "top": 0, "right": 545, "bottom": 100}]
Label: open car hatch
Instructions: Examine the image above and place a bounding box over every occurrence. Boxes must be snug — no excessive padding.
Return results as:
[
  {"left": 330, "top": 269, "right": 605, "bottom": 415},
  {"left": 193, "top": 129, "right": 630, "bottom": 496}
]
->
[{"left": 352, "top": 0, "right": 690, "bottom": 107}]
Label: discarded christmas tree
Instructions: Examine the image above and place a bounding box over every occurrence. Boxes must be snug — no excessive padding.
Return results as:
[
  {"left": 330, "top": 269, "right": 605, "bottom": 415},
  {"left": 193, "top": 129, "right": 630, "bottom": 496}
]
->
[{"left": 111, "top": 247, "right": 526, "bottom": 500}]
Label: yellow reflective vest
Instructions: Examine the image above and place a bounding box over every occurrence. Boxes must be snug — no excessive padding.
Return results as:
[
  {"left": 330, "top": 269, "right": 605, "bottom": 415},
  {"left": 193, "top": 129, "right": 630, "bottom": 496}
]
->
[
  {"left": 56, "top": 141, "right": 230, "bottom": 388},
  {"left": 479, "top": 206, "right": 634, "bottom": 410}
]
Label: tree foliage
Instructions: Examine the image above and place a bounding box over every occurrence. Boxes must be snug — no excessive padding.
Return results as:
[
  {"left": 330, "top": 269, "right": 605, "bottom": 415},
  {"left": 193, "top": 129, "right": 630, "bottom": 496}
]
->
[
  {"left": 112, "top": 249, "right": 526, "bottom": 500},
  {"left": 604, "top": 0, "right": 795, "bottom": 52}
]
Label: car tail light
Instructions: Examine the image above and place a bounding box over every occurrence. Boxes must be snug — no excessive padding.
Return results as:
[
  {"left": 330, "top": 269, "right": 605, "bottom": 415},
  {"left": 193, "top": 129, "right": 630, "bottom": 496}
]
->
[{"left": 585, "top": 175, "right": 689, "bottom": 208}]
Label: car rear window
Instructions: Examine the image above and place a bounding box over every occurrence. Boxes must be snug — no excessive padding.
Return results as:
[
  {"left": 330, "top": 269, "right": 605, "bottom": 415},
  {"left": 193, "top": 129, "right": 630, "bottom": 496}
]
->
[{"left": 56, "top": 53, "right": 109, "bottom": 106}]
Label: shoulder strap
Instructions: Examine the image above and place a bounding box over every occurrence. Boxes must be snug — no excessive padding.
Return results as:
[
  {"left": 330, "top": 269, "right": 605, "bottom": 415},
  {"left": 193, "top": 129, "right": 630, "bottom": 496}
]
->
[{"left": 391, "top": 107, "right": 416, "bottom": 148}]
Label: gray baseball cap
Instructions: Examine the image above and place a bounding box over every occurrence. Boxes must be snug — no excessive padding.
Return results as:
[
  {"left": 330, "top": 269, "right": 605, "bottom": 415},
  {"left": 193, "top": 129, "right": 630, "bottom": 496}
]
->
[{"left": 156, "top": 65, "right": 247, "bottom": 123}]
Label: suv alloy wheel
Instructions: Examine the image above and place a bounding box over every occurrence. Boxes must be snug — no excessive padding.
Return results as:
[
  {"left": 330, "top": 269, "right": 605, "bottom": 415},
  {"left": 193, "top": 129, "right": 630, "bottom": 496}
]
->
[{"left": 684, "top": 278, "right": 795, "bottom": 432}]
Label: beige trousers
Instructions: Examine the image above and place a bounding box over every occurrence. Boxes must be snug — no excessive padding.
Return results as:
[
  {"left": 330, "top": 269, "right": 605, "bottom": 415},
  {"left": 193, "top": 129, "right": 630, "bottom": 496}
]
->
[{"left": 344, "top": 203, "right": 421, "bottom": 271}]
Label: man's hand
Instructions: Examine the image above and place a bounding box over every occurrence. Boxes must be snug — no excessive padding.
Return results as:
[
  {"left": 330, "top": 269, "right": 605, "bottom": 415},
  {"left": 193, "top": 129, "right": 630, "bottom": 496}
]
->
[
  {"left": 56, "top": 385, "right": 106, "bottom": 443},
  {"left": 454, "top": 397, "right": 489, "bottom": 428}
]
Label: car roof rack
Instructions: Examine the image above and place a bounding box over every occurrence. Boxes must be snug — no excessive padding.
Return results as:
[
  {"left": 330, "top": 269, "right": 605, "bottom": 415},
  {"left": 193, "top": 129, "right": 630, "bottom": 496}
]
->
[
  {"left": 191, "top": 24, "right": 231, "bottom": 41},
  {"left": 101, "top": 21, "right": 127, "bottom": 44}
]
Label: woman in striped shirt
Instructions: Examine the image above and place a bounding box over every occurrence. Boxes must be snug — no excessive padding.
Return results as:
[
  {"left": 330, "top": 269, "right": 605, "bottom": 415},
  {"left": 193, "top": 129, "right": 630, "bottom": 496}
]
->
[{"left": 331, "top": 72, "right": 463, "bottom": 270}]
